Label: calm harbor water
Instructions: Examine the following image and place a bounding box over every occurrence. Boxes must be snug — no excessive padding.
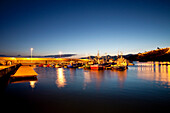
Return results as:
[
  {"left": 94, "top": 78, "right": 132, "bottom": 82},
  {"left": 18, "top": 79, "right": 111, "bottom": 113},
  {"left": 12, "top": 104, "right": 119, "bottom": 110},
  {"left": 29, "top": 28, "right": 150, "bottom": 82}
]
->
[{"left": 1, "top": 63, "right": 170, "bottom": 113}]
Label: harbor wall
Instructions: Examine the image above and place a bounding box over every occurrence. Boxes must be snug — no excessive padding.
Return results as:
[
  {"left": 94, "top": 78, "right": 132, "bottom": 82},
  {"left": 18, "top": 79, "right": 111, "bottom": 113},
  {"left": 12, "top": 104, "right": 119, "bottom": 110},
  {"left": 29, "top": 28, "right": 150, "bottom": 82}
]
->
[{"left": 0, "top": 64, "right": 21, "bottom": 78}]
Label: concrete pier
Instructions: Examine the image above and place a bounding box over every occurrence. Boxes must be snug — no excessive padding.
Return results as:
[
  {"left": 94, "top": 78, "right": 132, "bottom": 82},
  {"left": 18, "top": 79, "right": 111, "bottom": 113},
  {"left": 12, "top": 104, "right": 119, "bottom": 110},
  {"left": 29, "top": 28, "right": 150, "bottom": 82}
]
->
[
  {"left": 12, "top": 66, "right": 38, "bottom": 77},
  {"left": 0, "top": 64, "right": 20, "bottom": 78}
]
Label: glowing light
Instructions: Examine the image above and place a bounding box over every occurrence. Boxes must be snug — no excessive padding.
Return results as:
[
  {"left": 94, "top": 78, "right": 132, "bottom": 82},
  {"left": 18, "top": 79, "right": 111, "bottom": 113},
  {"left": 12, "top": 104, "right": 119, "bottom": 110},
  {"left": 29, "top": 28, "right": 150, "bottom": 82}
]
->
[
  {"left": 137, "top": 62, "right": 170, "bottom": 88},
  {"left": 59, "top": 51, "right": 62, "bottom": 58},
  {"left": 59, "top": 51, "right": 62, "bottom": 55},
  {"left": 30, "top": 81, "right": 37, "bottom": 88},
  {"left": 56, "top": 68, "right": 67, "bottom": 88}
]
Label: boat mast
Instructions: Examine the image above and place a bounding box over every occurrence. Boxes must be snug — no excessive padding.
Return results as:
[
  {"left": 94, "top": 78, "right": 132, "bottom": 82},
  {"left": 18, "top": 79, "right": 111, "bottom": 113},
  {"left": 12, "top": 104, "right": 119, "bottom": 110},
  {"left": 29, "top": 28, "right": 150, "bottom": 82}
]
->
[
  {"left": 97, "top": 50, "right": 100, "bottom": 64},
  {"left": 105, "top": 52, "right": 107, "bottom": 63}
]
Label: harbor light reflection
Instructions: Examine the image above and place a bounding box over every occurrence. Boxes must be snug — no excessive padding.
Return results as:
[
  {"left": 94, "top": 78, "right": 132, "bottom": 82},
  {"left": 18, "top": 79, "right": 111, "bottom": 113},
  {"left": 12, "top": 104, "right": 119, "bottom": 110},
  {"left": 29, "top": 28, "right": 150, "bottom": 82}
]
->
[
  {"left": 137, "top": 64, "right": 170, "bottom": 88},
  {"left": 30, "top": 81, "right": 37, "bottom": 89},
  {"left": 56, "top": 68, "right": 67, "bottom": 88}
]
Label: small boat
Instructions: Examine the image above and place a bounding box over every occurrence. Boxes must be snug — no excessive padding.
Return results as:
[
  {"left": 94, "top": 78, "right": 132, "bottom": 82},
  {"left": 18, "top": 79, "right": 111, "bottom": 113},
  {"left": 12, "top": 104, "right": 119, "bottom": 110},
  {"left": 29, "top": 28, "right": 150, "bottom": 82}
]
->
[
  {"left": 83, "top": 64, "right": 90, "bottom": 69},
  {"left": 78, "top": 66, "right": 83, "bottom": 69},
  {"left": 67, "top": 64, "right": 77, "bottom": 68},
  {"left": 111, "top": 65, "right": 127, "bottom": 71},
  {"left": 64, "top": 65, "right": 68, "bottom": 68},
  {"left": 90, "top": 64, "right": 103, "bottom": 70},
  {"left": 67, "top": 64, "right": 73, "bottom": 68},
  {"left": 105, "top": 66, "right": 112, "bottom": 70},
  {"left": 111, "top": 54, "right": 128, "bottom": 70},
  {"left": 55, "top": 64, "right": 61, "bottom": 68},
  {"left": 39, "top": 64, "right": 43, "bottom": 67},
  {"left": 47, "top": 64, "right": 50, "bottom": 67}
]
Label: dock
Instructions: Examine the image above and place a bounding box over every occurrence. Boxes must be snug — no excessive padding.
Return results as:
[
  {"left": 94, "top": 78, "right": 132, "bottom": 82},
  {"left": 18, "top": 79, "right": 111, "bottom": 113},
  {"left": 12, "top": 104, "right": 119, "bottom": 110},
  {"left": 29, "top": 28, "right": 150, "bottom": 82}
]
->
[
  {"left": 0, "top": 64, "right": 20, "bottom": 78},
  {"left": 12, "top": 66, "right": 38, "bottom": 78}
]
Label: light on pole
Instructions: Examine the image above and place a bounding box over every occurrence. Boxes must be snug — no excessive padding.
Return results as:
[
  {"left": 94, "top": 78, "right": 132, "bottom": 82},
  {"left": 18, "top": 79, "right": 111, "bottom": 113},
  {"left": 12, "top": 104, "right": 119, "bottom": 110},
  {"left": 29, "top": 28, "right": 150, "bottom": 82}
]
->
[
  {"left": 59, "top": 51, "right": 62, "bottom": 58},
  {"left": 30, "top": 48, "right": 33, "bottom": 62}
]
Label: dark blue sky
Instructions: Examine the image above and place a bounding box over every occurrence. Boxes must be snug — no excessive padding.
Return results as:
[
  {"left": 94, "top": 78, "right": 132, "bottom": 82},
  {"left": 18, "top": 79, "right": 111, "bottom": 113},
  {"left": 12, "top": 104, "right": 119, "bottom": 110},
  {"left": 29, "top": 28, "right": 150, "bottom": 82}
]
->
[{"left": 0, "top": 0, "right": 170, "bottom": 56}]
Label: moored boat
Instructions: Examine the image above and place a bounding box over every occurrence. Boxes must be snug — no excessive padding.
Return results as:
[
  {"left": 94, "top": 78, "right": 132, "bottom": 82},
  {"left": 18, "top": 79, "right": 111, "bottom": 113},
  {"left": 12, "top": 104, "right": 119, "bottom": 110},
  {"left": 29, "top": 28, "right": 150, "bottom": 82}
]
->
[
  {"left": 90, "top": 64, "right": 103, "bottom": 70},
  {"left": 39, "top": 64, "right": 43, "bottom": 67},
  {"left": 43, "top": 64, "right": 47, "bottom": 67},
  {"left": 55, "top": 64, "right": 61, "bottom": 68},
  {"left": 111, "top": 65, "right": 128, "bottom": 71},
  {"left": 67, "top": 64, "right": 73, "bottom": 68},
  {"left": 83, "top": 64, "right": 91, "bottom": 69}
]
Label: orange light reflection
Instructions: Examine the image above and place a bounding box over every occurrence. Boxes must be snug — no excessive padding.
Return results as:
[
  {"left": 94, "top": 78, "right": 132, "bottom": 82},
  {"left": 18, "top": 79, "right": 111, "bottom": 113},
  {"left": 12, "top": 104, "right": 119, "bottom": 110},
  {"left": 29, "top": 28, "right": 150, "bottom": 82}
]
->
[
  {"left": 56, "top": 68, "right": 67, "bottom": 88},
  {"left": 137, "top": 64, "right": 170, "bottom": 88},
  {"left": 30, "top": 81, "right": 37, "bottom": 88}
]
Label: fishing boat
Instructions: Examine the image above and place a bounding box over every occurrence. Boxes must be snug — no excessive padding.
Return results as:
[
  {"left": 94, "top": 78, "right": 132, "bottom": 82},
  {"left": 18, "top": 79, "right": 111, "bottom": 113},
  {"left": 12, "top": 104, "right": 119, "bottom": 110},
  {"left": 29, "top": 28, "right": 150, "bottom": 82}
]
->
[
  {"left": 90, "top": 64, "right": 103, "bottom": 70},
  {"left": 111, "top": 53, "right": 128, "bottom": 70},
  {"left": 111, "top": 65, "right": 128, "bottom": 71}
]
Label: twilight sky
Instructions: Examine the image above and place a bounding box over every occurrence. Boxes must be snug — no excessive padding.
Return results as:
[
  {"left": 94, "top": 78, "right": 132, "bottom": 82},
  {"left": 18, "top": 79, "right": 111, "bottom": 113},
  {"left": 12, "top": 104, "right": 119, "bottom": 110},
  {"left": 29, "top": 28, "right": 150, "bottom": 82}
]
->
[{"left": 0, "top": 0, "right": 170, "bottom": 56}]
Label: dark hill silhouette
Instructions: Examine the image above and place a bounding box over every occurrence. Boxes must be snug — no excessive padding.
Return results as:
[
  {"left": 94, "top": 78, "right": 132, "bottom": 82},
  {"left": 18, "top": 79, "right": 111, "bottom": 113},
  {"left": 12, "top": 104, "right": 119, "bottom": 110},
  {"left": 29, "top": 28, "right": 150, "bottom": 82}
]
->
[{"left": 127, "top": 47, "right": 170, "bottom": 61}]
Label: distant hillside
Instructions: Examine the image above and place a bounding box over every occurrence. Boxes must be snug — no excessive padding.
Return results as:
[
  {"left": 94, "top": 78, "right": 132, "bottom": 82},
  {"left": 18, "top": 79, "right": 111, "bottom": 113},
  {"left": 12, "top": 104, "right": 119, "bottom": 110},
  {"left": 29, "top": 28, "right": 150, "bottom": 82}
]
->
[{"left": 127, "top": 47, "right": 170, "bottom": 61}]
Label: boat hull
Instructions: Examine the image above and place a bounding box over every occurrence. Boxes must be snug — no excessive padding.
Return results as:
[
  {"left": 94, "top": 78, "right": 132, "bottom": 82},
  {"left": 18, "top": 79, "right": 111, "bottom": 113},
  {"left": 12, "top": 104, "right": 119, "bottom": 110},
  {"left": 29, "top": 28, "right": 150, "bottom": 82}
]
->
[
  {"left": 112, "top": 66, "right": 128, "bottom": 71},
  {"left": 90, "top": 65, "right": 103, "bottom": 70}
]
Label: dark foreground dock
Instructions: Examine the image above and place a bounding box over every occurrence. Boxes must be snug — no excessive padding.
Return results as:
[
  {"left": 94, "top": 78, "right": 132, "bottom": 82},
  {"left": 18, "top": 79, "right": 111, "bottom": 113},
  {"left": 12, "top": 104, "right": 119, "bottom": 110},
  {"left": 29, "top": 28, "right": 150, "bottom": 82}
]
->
[{"left": 0, "top": 64, "right": 21, "bottom": 78}]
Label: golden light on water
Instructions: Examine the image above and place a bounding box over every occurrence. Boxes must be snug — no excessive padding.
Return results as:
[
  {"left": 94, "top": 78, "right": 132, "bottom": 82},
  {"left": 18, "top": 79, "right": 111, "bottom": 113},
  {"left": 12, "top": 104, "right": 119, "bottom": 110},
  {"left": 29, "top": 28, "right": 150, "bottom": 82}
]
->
[
  {"left": 30, "top": 81, "right": 37, "bottom": 88},
  {"left": 83, "top": 71, "right": 91, "bottom": 90},
  {"left": 137, "top": 63, "right": 170, "bottom": 88},
  {"left": 84, "top": 71, "right": 91, "bottom": 83},
  {"left": 56, "top": 68, "right": 67, "bottom": 88}
]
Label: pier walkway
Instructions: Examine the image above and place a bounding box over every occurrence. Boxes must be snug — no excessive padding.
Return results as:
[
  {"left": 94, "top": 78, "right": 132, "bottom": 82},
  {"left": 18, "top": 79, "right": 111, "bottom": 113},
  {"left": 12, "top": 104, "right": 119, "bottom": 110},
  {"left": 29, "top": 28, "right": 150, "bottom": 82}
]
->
[{"left": 12, "top": 66, "right": 38, "bottom": 77}]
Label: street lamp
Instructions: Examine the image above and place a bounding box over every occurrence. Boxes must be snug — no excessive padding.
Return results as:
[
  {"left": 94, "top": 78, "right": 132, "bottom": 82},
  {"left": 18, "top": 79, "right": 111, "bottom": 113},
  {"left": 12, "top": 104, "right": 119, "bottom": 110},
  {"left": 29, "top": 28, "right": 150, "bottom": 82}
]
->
[
  {"left": 30, "top": 48, "right": 33, "bottom": 58},
  {"left": 30, "top": 48, "right": 33, "bottom": 62},
  {"left": 59, "top": 51, "right": 62, "bottom": 58}
]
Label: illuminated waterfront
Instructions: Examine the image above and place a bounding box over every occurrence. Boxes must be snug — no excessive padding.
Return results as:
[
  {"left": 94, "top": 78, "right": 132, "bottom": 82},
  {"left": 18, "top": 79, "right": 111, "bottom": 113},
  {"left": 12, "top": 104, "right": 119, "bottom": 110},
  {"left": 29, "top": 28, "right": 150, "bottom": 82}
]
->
[{"left": 1, "top": 63, "right": 170, "bottom": 113}]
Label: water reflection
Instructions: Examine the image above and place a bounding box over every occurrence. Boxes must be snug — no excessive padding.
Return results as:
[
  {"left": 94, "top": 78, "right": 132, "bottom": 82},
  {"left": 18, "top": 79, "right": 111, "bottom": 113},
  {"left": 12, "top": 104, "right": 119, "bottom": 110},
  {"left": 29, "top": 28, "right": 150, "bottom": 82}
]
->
[
  {"left": 83, "top": 71, "right": 91, "bottom": 90},
  {"left": 83, "top": 70, "right": 127, "bottom": 89},
  {"left": 84, "top": 71, "right": 91, "bottom": 83},
  {"left": 10, "top": 77, "right": 38, "bottom": 88},
  {"left": 56, "top": 68, "right": 67, "bottom": 88},
  {"left": 69, "top": 68, "right": 76, "bottom": 81},
  {"left": 90, "top": 70, "right": 104, "bottom": 89},
  {"left": 30, "top": 81, "right": 37, "bottom": 88},
  {"left": 114, "top": 70, "right": 127, "bottom": 88},
  {"left": 83, "top": 70, "right": 105, "bottom": 89},
  {"left": 138, "top": 65, "right": 170, "bottom": 88}
]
